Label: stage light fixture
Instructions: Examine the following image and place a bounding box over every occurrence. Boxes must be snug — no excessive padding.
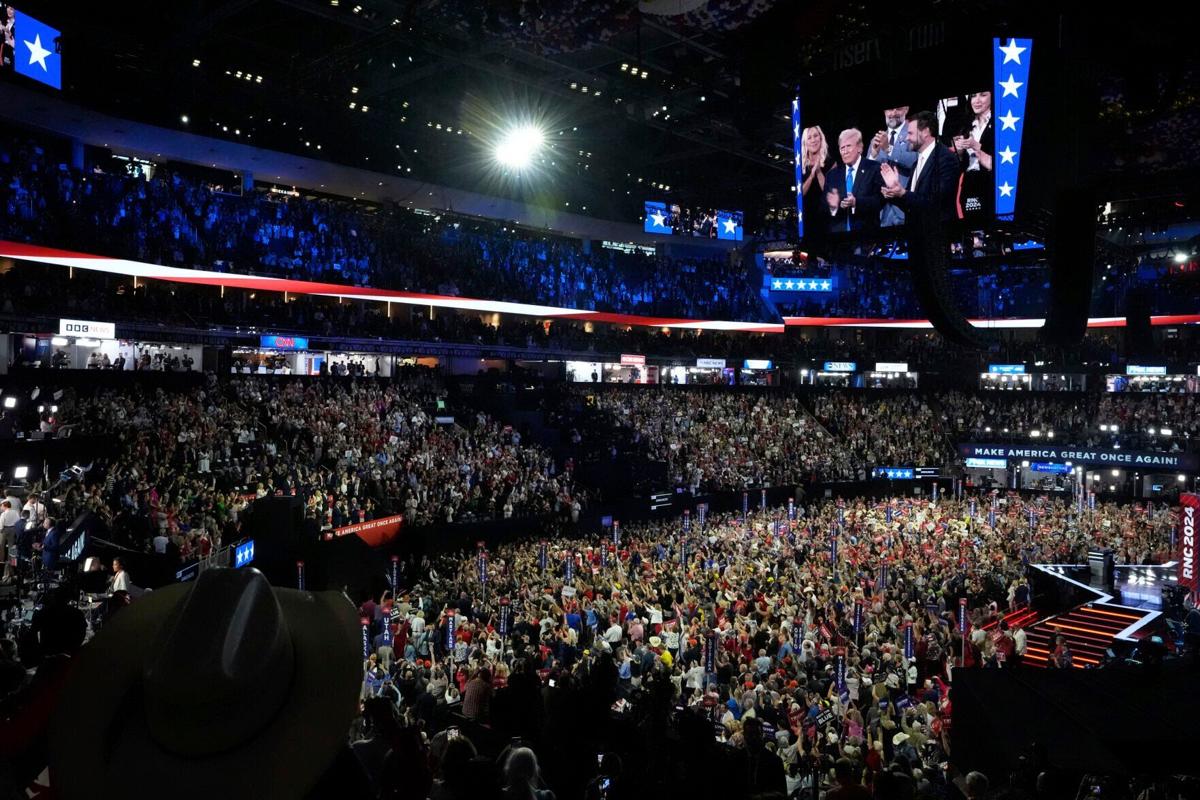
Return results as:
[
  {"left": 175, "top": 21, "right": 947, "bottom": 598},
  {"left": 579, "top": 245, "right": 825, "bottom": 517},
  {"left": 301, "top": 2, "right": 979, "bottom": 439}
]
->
[
  {"left": 2, "top": 397, "right": 15, "bottom": 409},
  {"left": 493, "top": 125, "right": 545, "bottom": 170}
]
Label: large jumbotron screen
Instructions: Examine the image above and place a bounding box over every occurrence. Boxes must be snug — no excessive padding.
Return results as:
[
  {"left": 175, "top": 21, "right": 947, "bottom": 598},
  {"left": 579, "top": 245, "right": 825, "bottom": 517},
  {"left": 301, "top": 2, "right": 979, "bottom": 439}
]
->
[{"left": 791, "top": 36, "right": 1032, "bottom": 243}]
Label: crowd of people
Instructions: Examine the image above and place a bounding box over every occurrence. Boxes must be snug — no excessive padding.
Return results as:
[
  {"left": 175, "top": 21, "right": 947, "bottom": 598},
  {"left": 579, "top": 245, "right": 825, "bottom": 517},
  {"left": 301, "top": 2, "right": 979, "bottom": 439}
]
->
[
  {"left": 0, "top": 132, "right": 767, "bottom": 322},
  {"left": 340, "top": 492, "right": 1174, "bottom": 798},
  {"left": 29, "top": 373, "right": 587, "bottom": 566}
]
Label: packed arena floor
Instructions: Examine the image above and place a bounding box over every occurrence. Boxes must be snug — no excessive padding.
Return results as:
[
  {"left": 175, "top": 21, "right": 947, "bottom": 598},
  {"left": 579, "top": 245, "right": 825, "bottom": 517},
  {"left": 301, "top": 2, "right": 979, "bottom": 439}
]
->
[{"left": 4, "top": 2, "right": 1200, "bottom": 797}]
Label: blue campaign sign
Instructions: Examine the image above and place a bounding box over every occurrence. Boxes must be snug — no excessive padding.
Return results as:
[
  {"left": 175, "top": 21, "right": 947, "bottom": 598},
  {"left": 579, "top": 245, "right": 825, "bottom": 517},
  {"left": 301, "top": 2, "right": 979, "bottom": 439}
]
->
[
  {"left": 768, "top": 275, "right": 835, "bottom": 292},
  {"left": 716, "top": 210, "right": 744, "bottom": 241},
  {"left": 13, "top": 11, "right": 62, "bottom": 90},
  {"left": 234, "top": 539, "right": 256, "bottom": 568},
  {"left": 988, "top": 364, "right": 1026, "bottom": 374},
  {"left": 644, "top": 201, "right": 673, "bottom": 234},
  {"left": 1126, "top": 365, "right": 1167, "bottom": 376},
  {"left": 873, "top": 467, "right": 915, "bottom": 480}
]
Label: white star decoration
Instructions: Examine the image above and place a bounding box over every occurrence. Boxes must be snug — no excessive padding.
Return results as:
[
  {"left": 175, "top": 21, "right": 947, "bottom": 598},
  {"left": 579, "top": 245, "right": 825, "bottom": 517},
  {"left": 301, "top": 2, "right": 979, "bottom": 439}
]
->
[
  {"left": 999, "top": 38, "right": 1027, "bottom": 65},
  {"left": 792, "top": 99, "right": 798, "bottom": 110},
  {"left": 999, "top": 110, "right": 1020, "bottom": 131},
  {"left": 998, "top": 182, "right": 1014, "bottom": 197},
  {"left": 998, "top": 146, "right": 1017, "bottom": 164},
  {"left": 999, "top": 74, "right": 1023, "bottom": 98},
  {"left": 784, "top": 280, "right": 795, "bottom": 290},
  {"left": 820, "top": 280, "right": 831, "bottom": 290},
  {"left": 25, "top": 33, "right": 51, "bottom": 72},
  {"left": 794, "top": 123, "right": 800, "bottom": 139},
  {"left": 722, "top": 217, "right": 738, "bottom": 234},
  {"left": 650, "top": 210, "right": 667, "bottom": 228},
  {"left": 772, "top": 280, "right": 783, "bottom": 289}
]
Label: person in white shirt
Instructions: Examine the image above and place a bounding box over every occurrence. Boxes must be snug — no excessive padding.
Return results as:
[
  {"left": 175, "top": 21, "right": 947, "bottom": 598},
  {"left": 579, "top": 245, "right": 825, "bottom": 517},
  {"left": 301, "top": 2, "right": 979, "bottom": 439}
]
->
[
  {"left": 110, "top": 558, "right": 131, "bottom": 594},
  {"left": 0, "top": 501, "right": 19, "bottom": 582},
  {"left": 152, "top": 533, "right": 170, "bottom": 554},
  {"left": 603, "top": 620, "right": 624, "bottom": 645},
  {"left": 22, "top": 493, "right": 46, "bottom": 529}
]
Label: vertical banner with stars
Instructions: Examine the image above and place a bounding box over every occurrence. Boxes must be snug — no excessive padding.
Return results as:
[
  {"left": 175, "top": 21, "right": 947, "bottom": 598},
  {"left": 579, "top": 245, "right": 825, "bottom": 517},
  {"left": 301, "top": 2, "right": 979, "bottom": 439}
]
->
[
  {"left": 994, "top": 37, "right": 1033, "bottom": 220},
  {"left": 791, "top": 95, "right": 804, "bottom": 240}
]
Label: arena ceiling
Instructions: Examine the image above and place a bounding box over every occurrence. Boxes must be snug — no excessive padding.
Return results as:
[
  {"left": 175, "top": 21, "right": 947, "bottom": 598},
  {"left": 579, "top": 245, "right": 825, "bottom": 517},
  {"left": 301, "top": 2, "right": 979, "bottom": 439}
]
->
[{"left": 9, "top": 0, "right": 1196, "bottom": 228}]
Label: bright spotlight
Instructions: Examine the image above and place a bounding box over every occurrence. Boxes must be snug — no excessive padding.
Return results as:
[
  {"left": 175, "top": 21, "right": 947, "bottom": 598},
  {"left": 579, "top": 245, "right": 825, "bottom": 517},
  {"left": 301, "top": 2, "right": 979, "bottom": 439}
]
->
[
  {"left": 2, "top": 397, "right": 15, "bottom": 409},
  {"left": 494, "top": 125, "right": 545, "bottom": 169},
  {"left": 12, "top": 466, "right": 28, "bottom": 480}
]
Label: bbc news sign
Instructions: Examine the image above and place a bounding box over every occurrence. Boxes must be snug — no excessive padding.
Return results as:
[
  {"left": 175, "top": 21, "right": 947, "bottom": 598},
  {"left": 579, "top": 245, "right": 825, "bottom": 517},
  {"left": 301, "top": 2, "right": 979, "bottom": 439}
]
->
[
  {"left": 958, "top": 443, "right": 1198, "bottom": 471},
  {"left": 59, "top": 318, "right": 116, "bottom": 339},
  {"left": 1126, "top": 365, "right": 1168, "bottom": 376},
  {"left": 695, "top": 358, "right": 726, "bottom": 369},
  {"left": 620, "top": 354, "right": 646, "bottom": 366},
  {"left": 1181, "top": 494, "right": 1199, "bottom": 602}
]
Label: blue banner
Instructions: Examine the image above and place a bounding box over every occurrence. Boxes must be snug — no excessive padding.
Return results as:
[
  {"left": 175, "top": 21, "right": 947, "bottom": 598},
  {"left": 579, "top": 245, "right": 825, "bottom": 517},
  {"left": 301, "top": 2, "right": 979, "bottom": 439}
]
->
[
  {"left": 989, "top": 507, "right": 996, "bottom": 528},
  {"left": 904, "top": 623, "right": 914, "bottom": 660},
  {"left": 683, "top": 509, "right": 691, "bottom": 533},
  {"left": 698, "top": 503, "right": 707, "bottom": 527},
  {"left": 680, "top": 539, "right": 688, "bottom": 566},
  {"left": 743, "top": 492, "right": 749, "bottom": 519},
  {"left": 705, "top": 631, "right": 717, "bottom": 673},
  {"left": 792, "top": 619, "right": 805, "bottom": 651},
  {"left": 12, "top": 10, "right": 62, "bottom": 90},
  {"left": 886, "top": 504, "right": 893, "bottom": 524},
  {"left": 994, "top": 37, "right": 1033, "bottom": 219},
  {"left": 297, "top": 560, "right": 306, "bottom": 591},
  {"left": 788, "top": 497, "right": 795, "bottom": 521},
  {"left": 769, "top": 275, "right": 836, "bottom": 293},
  {"left": 362, "top": 617, "right": 372, "bottom": 660},
  {"left": 716, "top": 210, "right": 744, "bottom": 241},
  {"left": 478, "top": 549, "right": 488, "bottom": 584},
  {"left": 499, "top": 599, "right": 512, "bottom": 637},
  {"left": 390, "top": 555, "right": 399, "bottom": 593},
  {"left": 969, "top": 499, "right": 977, "bottom": 519},
  {"left": 565, "top": 554, "right": 574, "bottom": 582},
  {"left": 539, "top": 540, "right": 547, "bottom": 571},
  {"left": 835, "top": 651, "right": 846, "bottom": 693},
  {"left": 932, "top": 482, "right": 939, "bottom": 502},
  {"left": 761, "top": 489, "right": 767, "bottom": 511},
  {"left": 1088, "top": 491, "right": 1096, "bottom": 510},
  {"left": 830, "top": 532, "right": 838, "bottom": 565},
  {"left": 600, "top": 546, "right": 608, "bottom": 568},
  {"left": 445, "top": 611, "right": 456, "bottom": 650},
  {"left": 234, "top": 539, "right": 256, "bottom": 568},
  {"left": 879, "top": 563, "right": 888, "bottom": 591},
  {"left": 791, "top": 95, "right": 804, "bottom": 240},
  {"left": 613, "top": 520, "right": 621, "bottom": 546},
  {"left": 875, "top": 467, "right": 915, "bottom": 480},
  {"left": 853, "top": 601, "right": 863, "bottom": 634},
  {"left": 958, "top": 598, "right": 969, "bottom": 634}
]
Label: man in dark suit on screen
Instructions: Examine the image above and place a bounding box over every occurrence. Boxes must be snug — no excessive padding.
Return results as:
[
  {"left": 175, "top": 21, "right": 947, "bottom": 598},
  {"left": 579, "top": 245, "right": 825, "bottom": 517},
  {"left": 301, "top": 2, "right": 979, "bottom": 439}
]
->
[
  {"left": 880, "top": 110, "right": 960, "bottom": 223},
  {"left": 825, "top": 128, "right": 884, "bottom": 233}
]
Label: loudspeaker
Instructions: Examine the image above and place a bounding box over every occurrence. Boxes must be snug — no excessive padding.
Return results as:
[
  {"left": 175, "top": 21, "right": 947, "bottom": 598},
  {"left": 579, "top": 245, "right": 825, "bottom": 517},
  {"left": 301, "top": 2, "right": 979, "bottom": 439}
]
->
[
  {"left": 908, "top": 209, "right": 983, "bottom": 348},
  {"left": 1040, "top": 187, "right": 1096, "bottom": 346}
]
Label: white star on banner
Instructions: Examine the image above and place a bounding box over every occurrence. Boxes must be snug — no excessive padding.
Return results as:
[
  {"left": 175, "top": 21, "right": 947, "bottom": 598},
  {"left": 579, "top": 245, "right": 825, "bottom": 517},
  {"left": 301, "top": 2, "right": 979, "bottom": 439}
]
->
[
  {"left": 999, "top": 74, "right": 1023, "bottom": 98},
  {"left": 722, "top": 217, "right": 738, "bottom": 234},
  {"left": 998, "top": 182, "right": 1014, "bottom": 197},
  {"left": 772, "top": 280, "right": 783, "bottom": 289},
  {"left": 998, "top": 146, "right": 1017, "bottom": 164},
  {"left": 820, "top": 280, "right": 831, "bottom": 290},
  {"left": 999, "top": 110, "right": 1020, "bottom": 131},
  {"left": 650, "top": 210, "right": 667, "bottom": 228},
  {"left": 808, "top": 281, "right": 818, "bottom": 290},
  {"left": 25, "top": 34, "right": 51, "bottom": 72},
  {"left": 784, "top": 280, "right": 795, "bottom": 290},
  {"left": 794, "top": 123, "right": 800, "bottom": 139},
  {"left": 999, "top": 38, "right": 1027, "bottom": 65}
]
